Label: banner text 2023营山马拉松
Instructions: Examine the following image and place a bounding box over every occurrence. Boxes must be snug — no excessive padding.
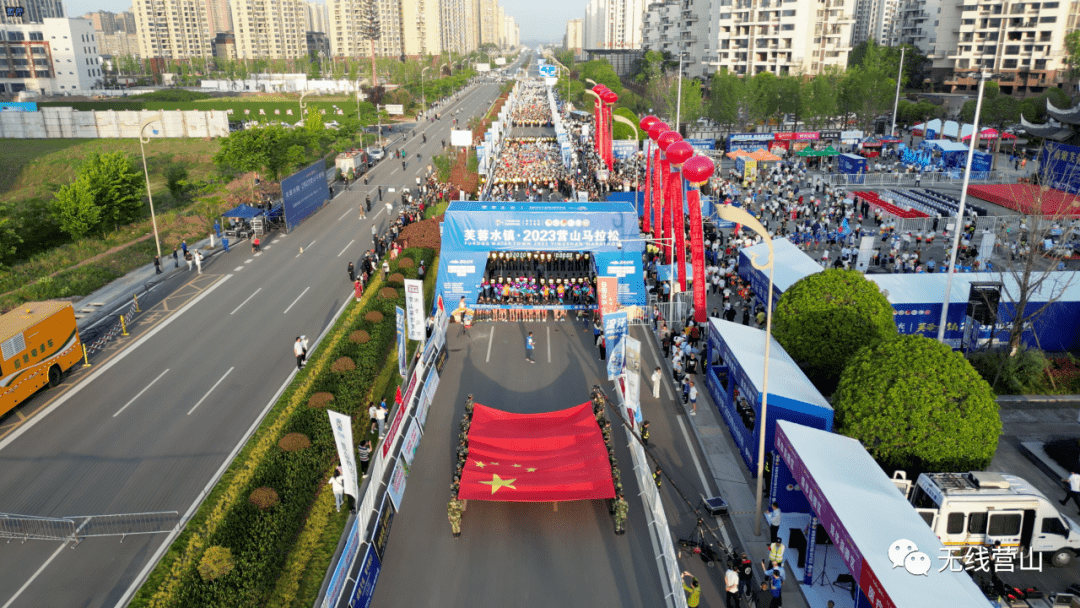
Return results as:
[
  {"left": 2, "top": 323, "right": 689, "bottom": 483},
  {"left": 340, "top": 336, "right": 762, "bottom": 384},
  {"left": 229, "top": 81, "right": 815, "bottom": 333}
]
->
[{"left": 435, "top": 201, "right": 647, "bottom": 309}]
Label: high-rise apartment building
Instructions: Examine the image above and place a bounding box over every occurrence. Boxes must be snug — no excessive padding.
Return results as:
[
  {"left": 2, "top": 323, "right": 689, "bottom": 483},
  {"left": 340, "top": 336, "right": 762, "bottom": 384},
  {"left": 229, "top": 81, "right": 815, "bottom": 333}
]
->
[
  {"left": 328, "top": 0, "right": 405, "bottom": 59},
  {"left": 440, "top": 0, "right": 471, "bottom": 54},
  {"left": 84, "top": 10, "right": 140, "bottom": 57},
  {"left": 703, "top": 0, "right": 855, "bottom": 76},
  {"left": 565, "top": 18, "right": 583, "bottom": 53},
  {"left": 305, "top": 0, "right": 328, "bottom": 33},
  {"left": 132, "top": 0, "right": 214, "bottom": 59},
  {"left": 503, "top": 15, "right": 517, "bottom": 48},
  {"left": 205, "top": 0, "right": 231, "bottom": 33},
  {"left": 851, "top": 0, "right": 897, "bottom": 46},
  {"left": 402, "top": 0, "right": 440, "bottom": 55},
  {"left": 479, "top": 0, "right": 498, "bottom": 45},
  {"left": 642, "top": 0, "right": 709, "bottom": 76},
  {"left": 1, "top": 0, "right": 64, "bottom": 24},
  {"left": 583, "top": 0, "right": 645, "bottom": 49},
  {"left": 230, "top": 0, "right": 308, "bottom": 58}
]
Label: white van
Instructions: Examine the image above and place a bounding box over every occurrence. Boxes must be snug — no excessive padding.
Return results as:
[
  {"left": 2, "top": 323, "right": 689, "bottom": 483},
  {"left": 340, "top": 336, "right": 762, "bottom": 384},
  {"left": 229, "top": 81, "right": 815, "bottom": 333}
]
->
[{"left": 908, "top": 471, "right": 1080, "bottom": 567}]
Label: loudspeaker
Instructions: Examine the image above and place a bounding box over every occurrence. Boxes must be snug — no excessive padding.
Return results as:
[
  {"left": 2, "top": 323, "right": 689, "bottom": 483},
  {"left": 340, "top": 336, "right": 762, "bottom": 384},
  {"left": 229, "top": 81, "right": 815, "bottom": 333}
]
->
[{"left": 966, "top": 281, "right": 1002, "bottom": 326}]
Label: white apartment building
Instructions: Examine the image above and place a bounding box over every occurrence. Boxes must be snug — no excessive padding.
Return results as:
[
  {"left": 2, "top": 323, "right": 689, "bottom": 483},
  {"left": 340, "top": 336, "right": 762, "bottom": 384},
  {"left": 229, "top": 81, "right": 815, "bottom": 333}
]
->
[
  {"left": 327, "top": 0, "right": 405, "bottom": 59},
  {"left": 583, "top": 0, "right": 646, "bottom": 49},
  {"left": 230, "top": 0, "right": 308, "bottom": 58},
  {"left": 132, "top": 0, "right": 214, "bottom": 59},
  {"left": 852, "top": 0, "right": 897, "bottom": 46},
  {"left": 642, "top": 0, "right": 710, "bottom": 77},
  {"left": 703, "top": 0, "right": 855, "bottom": 76},
  {"left": 0, "top": 17, "right": 103, "bottom": 95},
  {"left": 565, "top": 18, "right": 583, "bottom": 53},
  {"left": 206, "top": 0, "right": 231, "bottom": 33},
  {"left": 305, "top": 1, "right": 329, "bottom": 33},
  {"left": 892, "top": 0, "right": 1078, "bottom": 95},
  {"left": 402, "top": 0, "right": 441, "bottom": 55},
  {"left": 503, "top": 15, "right": 518, "bottom": 48},
  {"left": 439, "top": 0, "right": 472, "bottom": 54}
]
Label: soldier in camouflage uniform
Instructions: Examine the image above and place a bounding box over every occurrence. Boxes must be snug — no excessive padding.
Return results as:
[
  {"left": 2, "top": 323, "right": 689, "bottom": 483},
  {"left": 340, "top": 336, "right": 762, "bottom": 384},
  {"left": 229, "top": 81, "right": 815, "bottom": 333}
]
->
[
  {"left": 465, "top": 393, "right": 474, "bottom": 414},
  {"left": 613, "top": 493, "right": 628, "bottom": 535},
  {"left": 448, "top": 494, "right": 463, "bottom": 537}
]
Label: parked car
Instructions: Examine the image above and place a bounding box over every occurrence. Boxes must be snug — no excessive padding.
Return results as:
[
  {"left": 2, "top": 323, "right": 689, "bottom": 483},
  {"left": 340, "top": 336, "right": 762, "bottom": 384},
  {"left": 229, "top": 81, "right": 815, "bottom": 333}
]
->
[{"left": 366, "top": 146, "right": 385, "bottom": 162}]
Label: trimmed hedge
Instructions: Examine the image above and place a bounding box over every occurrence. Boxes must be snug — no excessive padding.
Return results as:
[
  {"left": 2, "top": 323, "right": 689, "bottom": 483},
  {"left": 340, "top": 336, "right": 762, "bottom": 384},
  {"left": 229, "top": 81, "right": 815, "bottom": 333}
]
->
[{"left": 131, "top": 247, "right": 435, "bottom": 608}]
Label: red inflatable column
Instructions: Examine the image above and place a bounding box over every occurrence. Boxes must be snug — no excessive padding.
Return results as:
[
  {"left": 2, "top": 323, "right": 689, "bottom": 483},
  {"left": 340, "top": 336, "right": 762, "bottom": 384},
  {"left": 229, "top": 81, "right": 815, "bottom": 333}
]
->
[
  {"left": 642, "top": 143, "right": 652, "bottom": 233},
  {"left": 687, "top": 188, "right": 707, "bottom": 323},
  {"left": 660, "top": 158, "right": 672, "bottom": 264},
  {"left": 668, "top": 171, "right": 687, "bottom": 292},
  {"left": 652, "top": 150, "right": 662, "bottom": 241}
]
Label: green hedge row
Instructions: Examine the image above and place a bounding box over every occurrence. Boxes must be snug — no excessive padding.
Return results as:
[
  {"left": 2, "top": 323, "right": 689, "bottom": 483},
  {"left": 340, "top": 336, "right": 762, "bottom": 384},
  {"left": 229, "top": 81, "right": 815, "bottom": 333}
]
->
[{"left": 132, "top": 247, "right": 435, "bottom": 608}]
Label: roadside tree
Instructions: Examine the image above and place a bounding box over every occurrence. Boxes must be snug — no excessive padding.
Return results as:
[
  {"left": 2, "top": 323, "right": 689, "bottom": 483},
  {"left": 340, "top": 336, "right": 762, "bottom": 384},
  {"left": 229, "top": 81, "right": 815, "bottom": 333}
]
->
[
  {"left": 51, "top": 178, "right": 102, "bottom": 240},
  {"left": 833, "top": 334, "right": 1000, "bottom": 473},
  {"left": 772, "top": 269, "right": 897, "bottom": 392},
  {"left": 77, "top": 152, "right": 145, "bottom": 231}
]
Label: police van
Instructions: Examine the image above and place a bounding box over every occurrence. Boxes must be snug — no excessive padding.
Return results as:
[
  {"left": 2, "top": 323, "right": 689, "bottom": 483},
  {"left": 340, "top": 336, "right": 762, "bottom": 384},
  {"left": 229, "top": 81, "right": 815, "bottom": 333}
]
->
[{"left": 908, "top": 471, "right": 1080, "bottom": 567}]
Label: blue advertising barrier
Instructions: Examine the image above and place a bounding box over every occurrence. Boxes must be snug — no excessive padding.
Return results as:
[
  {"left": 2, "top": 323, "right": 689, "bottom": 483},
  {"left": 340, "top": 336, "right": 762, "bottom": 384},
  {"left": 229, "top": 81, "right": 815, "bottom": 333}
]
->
[
  {"left": 1039, "top": 142, "right": 1080, "bottom": 195},
  {"left": 837, "top": 153, "right": 866, "bottom": 183},
  {"left": 971, "top": 150, "right": 993, "bottom": 172},
  {"left": 348, "top": 544, "right": 381, "bottom": 608},
  {"left": 324, "top": 517, "right": 361, "bottom": 607},
  {"left": 0, "top": 102, "right": 38, "bottom": 111},
  {"left": 612, "top": 140, "right": 639, "bottom": 159},
  {"left": 436, "top": 201, "right": 646, "bottom": 309},
  {"left": 686, "top": 138, "right": 716, "bottom": 151},
  {"left": 282, "top": 160, "right": 330, "bottom": 232}
]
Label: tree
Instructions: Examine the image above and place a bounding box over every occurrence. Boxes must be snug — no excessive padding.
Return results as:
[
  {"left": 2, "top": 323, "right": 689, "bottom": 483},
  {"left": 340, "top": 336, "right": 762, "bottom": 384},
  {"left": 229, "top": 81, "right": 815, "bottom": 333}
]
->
[
  {"left": 664, "top": 77, "right": 702, "bottom": 131},
  {"left": 772, "top": 269, "right": 897, "bottom": 392},
  {"left": 747, "top": 71, "right": 781, "bottom": 127},
  {"left": 612, "top": 107, "right": 639, "bottom": 140},
  {"left": 803, "top": 70, "right": 840, "bottom": 129},
  {"left": 77, "top": 152, "right": 145, "bottom": 231},
  {"left": 776, "top": 73, "right": 805, "bottom": 130},
  {"left": 833, "top": 334, "right": 1000, "bottom": 473},
  {"left": 1065, "top": 30, "right": 1080, "bottom": 79},
  {"left": 165, "top": 164, "right": 189, "bottom": 200},
  {"left": 51, "top": 178, "right": 103, "bottom": 240},
  {"left": 0, "top": 200, "right": 22, "bottom": 267},
  {"left": 213, "top": 125, "right": 313, "bottom": 181},
  {"left": 706, "top": 68, "right": 746, "bottom": 134},
  {"left": 358, "top": 0, "right": 381, "bottom": 86}
]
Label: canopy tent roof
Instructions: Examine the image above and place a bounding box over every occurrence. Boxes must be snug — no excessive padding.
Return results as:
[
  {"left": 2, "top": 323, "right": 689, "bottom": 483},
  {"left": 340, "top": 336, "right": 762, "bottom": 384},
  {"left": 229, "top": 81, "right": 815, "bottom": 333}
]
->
[
  {"left": 707, "top": 319, "right": 831, "bottom": 412},
  {"left": 742, "top": 237, "right": 823, "bottom": 293},
  {"left": 222, "top": 204, "right": 265, "bottom": 220},
  {"left": 796, "top": 147, "right": 821, "bottom": 157},
  {"left": 820, "top": 145, "right": 839, "bottom": 156},
  {"left": 925, "top": 139, "right": 968, "bottom": 153},
  {"left": 775, "top": 421, "right": 988, "bottom": 608},
  {"left": 458, "top": 402, "right": 615, "bottom": 502},
  {"left": 911, "top": 119, "right": 942, "bottom": 133},
  {"left": 868, "top": 270, "right": 1080, "bottom": 306},
  {"left": 961, "top": 127, "right": 1016, "bottom": 141},
  {"left": 726, "top": 149, "right": 752, "bottom": 159},
  {"left": 747, "top": 149, "right": 781, "bottom": 161},
  {"left": 914, "top": 119, "right": 976, "bottom": 139}
]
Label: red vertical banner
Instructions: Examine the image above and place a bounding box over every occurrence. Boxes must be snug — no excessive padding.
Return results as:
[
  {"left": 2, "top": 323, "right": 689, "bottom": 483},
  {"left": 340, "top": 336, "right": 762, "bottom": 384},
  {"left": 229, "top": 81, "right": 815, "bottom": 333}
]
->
[
  {"left": 660, "top": 158, "right": 672, "bottom": 264},
  {"left": 687, "top": 189, "right": 707, "bottom": 323},
  {"left": 668, "top": 170, "right": 687, "bottom": 291},
  {"left": 652, "top": 150, "right": 662, "bottom": 241},
  {"left": 594, "top": 97, "right": 602, "bottom": 154},
  {"left": 605, "top": 105, "right": 614, "bottom": 170},
  {"left": 642, "top": 144, "right": 652, "bottom": 233},
  {"left": 597, "top": 277, "right": 619, "bottom": 318}
]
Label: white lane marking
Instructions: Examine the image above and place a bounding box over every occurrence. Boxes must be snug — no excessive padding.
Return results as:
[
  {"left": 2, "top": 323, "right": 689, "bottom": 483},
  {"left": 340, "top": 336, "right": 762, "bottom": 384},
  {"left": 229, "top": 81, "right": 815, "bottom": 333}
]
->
[
  {"left": 338, "top": 209, "right": 351, "bottom": 222},
  {"left": 1, "top": 541, "right": 70, "bottom": 608},
  {"left": 337, "top": 239, "right": 355, "bottom": 258},
  {"left": 112, "top": 369, "right": 170, "bottom": 417},
  {"left": 547, "top": 326, "right": 551, "bottom": 363},
  {"left": 676, "top": 414, "right": 733, "bottom": 548},
  {"left": 262, "top": 245, "right": 271, "bottom": 250},
  {"left": 485, "top": 325, "right": 495, "bottom": 363},
  {"left": 230, "top": 287, "right": 262, "bottom": 315},
  {"left": 255, "top": 252, "right": 263, "bottom": 256},
  {"left": 244, "top": 259, "right": 253, "bottom": 264},
  {"left": 373, "top": 206, "right": 385, "bottom": 220},
  {"left": 187, "top": 367, "right": 235, "bottom": 415},
  {"left": 112, "top": 294, "right": 352, "bottom": 608},
  {"left": 233, "top": 266, "right": 244, "bottom": 272},
  {"left": 283, "top": 286, "right": 310, "bottom": 314}
]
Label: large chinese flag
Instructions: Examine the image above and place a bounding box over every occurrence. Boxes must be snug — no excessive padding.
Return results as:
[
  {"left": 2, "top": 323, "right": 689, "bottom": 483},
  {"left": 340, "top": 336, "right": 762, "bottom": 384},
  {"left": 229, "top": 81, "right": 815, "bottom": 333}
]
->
[{"left": 459, "top": 403, "right": 615, "bottom": 502}]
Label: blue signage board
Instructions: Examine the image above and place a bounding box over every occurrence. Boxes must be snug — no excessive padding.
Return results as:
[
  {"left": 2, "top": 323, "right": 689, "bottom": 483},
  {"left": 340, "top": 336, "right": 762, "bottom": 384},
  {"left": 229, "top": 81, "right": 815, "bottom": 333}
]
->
[
  {"left": 325, "top": 517, "right": 361, "bottom": 607},
  {"left": 1039, "top": 142, "right": 1080, "bottom": 195},
  {"left": 538, "top": 64, "right": 557, "bottom": 77},
  {"left": 436, "top": 201, "right": 646, "bottom": 309},
  {"left": 612, "top": 139, "right": 638, "bottom": 159},
  {"left": 971, "top": 150, "right": 992, "bottom": 172},
  {"left": 348, "top": 544, "right": 381, "bottom": 608},
  {"left": 686, "top": 138, "right": 716, "bottom": 151},
  {"left": 281, "top": 160, "right": 330, "bottom": 232},
  {"left": 0, "top": 102, "right": 37, "bottom": 111},
  {"left": 604, "top": 311, "right": 627, "bottom": 380}
]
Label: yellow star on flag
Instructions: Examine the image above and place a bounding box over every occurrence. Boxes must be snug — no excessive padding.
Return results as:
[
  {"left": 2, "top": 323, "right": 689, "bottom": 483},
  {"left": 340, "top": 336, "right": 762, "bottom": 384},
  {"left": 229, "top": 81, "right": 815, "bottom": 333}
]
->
[
  {"left": 479, "top": 474, "right": 517, "bottom": 495},
  {"left": 512, "top": 463, "right": 522, "bottom": 468},
  {"left": 489, "top": 462, "right": 500, "bottom": 466},
  {"left": 526, "top": 467, "right": 537, "bottom": 472},
  {"left": 475, "top": 461, "right": 486, "bottom": 468}
]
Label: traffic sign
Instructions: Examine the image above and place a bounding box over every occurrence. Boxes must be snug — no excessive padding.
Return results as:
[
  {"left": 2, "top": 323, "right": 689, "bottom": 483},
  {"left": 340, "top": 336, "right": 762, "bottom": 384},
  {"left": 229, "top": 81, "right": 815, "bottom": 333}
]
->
[{"left": 538, "top": 65, "right": 557, "bottom": 77}]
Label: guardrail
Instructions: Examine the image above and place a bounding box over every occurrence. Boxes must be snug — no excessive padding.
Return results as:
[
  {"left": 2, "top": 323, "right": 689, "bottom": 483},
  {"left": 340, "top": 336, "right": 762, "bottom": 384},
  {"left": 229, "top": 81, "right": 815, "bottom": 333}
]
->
[{"left": 825, "top": 171, "right": 1009, "bottom": 187}]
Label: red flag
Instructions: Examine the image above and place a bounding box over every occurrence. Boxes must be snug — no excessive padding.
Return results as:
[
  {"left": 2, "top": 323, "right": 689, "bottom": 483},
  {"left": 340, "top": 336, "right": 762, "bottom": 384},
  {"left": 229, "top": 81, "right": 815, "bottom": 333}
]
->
[
  {"left": 594, "top": 97, "right": 602, "bottom": 155},
  {"left": 688, "top": 189, "right": 707, "bottom": 323},
  {"left": 661, "top": 158, "right": 672, "bottom": 264},
  {"left": 668, "top": 170, "right": 687, "bottom": 291},
  {"left": 459, "top": 403, "right": 615, "bottom": 502},
  {"left": 597, "top": 277, "right": 619, "bottom": 318},
  {"left": 652, "top": 150, "right": 662, "bottom": 242},
  {"left": 643, "top": 144, "right": 652, "bottom": 233}
]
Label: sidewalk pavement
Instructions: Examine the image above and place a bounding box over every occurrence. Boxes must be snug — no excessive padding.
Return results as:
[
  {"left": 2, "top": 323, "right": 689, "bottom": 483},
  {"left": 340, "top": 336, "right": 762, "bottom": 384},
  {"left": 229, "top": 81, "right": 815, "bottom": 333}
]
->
[{"left": 73, "top": 235, "right": 220, "bottom": 332}]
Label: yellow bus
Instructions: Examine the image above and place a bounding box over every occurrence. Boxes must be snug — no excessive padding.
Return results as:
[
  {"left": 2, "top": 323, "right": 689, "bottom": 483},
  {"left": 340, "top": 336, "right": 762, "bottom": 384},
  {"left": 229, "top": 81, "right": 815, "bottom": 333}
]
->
[{"left": 1, "top": 301, "right": 83, "bottom": 418}]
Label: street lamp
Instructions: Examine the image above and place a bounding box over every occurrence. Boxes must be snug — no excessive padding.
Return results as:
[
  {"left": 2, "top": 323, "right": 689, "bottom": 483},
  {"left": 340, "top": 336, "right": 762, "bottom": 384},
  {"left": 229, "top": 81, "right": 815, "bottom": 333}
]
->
[
  {"left": 713, "top": 203, "right": 775, "bottom": 538},
  {"left": 421, "top": 66, "right": 431, "bottom": 114},
  {"left": 889, "top": 46, "right": 907, "bottom": 138},
  {"left": 937, "top": 71, "right": 991, "bottom": 345},
  {"left": 613, "top": 112, "right": 640, "bottom": 214},
  {"left": 139, "top": 112, "right": 165, "bottom": 258},
  {"left": 674, "top": 53, "right": 686, "bottom": 136}
]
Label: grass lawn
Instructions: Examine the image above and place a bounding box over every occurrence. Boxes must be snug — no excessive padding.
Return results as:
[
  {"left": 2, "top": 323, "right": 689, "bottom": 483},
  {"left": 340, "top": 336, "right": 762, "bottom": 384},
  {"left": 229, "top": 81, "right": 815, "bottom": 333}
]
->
[{"left": 0, "top": 138, "right": 220, "bottom": 209}]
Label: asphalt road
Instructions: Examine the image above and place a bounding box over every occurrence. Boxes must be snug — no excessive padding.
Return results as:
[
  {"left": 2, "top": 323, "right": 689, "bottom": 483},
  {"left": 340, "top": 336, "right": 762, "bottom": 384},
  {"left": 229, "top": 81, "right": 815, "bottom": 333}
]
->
[{"left": 0, "top": 80, "right": 504, "bottom": 608}]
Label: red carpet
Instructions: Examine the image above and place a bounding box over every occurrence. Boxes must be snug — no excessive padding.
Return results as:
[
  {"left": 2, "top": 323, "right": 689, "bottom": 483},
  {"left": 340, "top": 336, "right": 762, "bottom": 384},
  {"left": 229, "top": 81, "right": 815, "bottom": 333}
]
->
[
  {"left": 967, "top": 184, "right": 1080, "bottom": 217},
  {"left": 459, "top": 402, "right": 615, "bottom": 502},
  {"left": 851, "top": 191, "right": 929, "bottom": 219}
]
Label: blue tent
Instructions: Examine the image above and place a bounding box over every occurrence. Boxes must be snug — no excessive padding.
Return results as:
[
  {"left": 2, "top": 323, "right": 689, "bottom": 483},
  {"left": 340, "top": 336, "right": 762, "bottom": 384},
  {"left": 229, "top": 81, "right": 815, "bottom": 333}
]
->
[{"left": 222, "top": 204, "right": 265, "bottom": 220}]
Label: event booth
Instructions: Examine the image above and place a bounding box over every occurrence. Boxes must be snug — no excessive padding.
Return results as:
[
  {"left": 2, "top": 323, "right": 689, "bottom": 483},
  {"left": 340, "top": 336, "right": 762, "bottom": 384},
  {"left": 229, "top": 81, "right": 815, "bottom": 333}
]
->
[
  {"left": 738, "top": 238, "right": 823, "bottom": 310},
  {"left": 738, "top": 240, "right": 1080, "bottom": 350},
  {"left": 837, "top": 153, "right": 866, "bottom": 179},
  {"left": 923, "top": 139, "right": 969, "bottom": 169},
  {"left": 770, "top": 420, "right": 988, "bottom": 608},
  {"left": 435, "top": 201, "right": 647, "bottom": 310},
  {"left": 704, "top": 319, "right": 833, "bottom": 471}
]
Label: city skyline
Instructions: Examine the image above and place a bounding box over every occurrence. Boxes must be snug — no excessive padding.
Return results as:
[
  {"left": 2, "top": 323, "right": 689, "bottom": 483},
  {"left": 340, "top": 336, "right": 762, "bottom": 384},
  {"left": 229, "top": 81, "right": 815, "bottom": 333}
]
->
[{"left": 63, "top": 0, "right": 564, "bottom": 44}]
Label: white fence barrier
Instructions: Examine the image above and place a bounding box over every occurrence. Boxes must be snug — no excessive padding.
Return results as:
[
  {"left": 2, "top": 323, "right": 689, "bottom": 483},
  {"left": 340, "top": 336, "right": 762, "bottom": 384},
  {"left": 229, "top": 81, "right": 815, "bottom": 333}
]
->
[
  {"left": 0, "top": 107, "right": 230, "bottom": 139},
  {"left": 825, "top": 171, "right": 1009, "bottom": 187}
]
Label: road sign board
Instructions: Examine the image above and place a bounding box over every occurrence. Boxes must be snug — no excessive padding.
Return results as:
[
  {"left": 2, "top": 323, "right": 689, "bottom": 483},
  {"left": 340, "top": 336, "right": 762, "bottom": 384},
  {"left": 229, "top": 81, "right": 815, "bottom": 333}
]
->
[
  {"left": 538, "top": 65, "right": 557, "bottom": 77},
  {"left": 385, "top": 104, "right": 404, "bottom": 115}
]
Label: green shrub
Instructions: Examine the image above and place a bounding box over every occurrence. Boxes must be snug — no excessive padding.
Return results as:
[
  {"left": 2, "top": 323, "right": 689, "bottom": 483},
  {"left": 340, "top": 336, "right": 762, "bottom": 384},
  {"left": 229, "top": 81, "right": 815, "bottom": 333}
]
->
[
  {"left": 197, "top": 546, "right": 235, "bottom": 582},
  {"left": 968, "top": 347, "right": 1048, "bottom": 395}
]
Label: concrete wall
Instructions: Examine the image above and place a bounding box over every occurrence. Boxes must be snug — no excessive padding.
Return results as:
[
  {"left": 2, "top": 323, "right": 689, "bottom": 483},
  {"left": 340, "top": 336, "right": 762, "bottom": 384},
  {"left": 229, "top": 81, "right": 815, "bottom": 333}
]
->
[{"left": 0, "top": 108, "right": 230, "bottom": 138}]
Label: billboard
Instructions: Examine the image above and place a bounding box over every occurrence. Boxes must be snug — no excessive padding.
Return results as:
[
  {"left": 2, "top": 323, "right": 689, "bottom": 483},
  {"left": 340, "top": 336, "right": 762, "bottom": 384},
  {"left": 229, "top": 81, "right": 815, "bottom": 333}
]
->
[
  {"left": 538, "top": 64, "right": 557, "bottom": 77},
  {"left": 612, "top": 139, "right": 638, "bottom": 159},
  {"left": 384, "top": 104, "right": 404, "bottom": 115},
  {"left": 476, "top": 63, "right": 491, "bottom": 72},
  {"left": 0, "top": 102, "right": 37, "bottom": 112},
  {"left": 450, "top": 129, "right": 472, "bottom": 147},
  {"left": 281, "top": 160, "right": 330, "bottom": 232},
  {"left": 348, "top": 544, "right": 381, "bottom": 608},
  {"left": 1039, "top": 142, "right": 1080, "bottom": 195},
  {"left": 495, "top": 57, "right": 506, "bottom": 65},
  {"left": 686, "top": 138, "right": 716, "bottom": 151}
]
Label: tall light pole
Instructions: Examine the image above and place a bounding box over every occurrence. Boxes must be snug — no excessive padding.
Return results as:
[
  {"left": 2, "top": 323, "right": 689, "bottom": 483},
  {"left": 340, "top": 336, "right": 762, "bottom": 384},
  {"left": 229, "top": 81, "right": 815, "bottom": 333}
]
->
[
  {"left": 139, "top": 113, "right": 165, "bottom": 258},
  {"left": 889, "top": 46, "right": 907, "bottom": 138},
  {"left": 937, "top": 72, "right": 990, "bottom": 344},
  {"left": 421, "top": 66, "right": 431, "bottom": 114},
  {"left": 714, "top": 203, "right": 775, "bottom": 538},
  {"left": 675, "top": 54, "right": 685, "bottom": 136},
  {"left": 613, "top": 113, "right": 640, "bottom": 215}
]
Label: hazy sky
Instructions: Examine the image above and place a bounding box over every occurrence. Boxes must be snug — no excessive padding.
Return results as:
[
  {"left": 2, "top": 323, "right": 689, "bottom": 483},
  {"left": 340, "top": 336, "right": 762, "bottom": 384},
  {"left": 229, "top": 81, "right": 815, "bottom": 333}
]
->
[{"left": 63, "top": 0, "right": 574, "bottom": 43}]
